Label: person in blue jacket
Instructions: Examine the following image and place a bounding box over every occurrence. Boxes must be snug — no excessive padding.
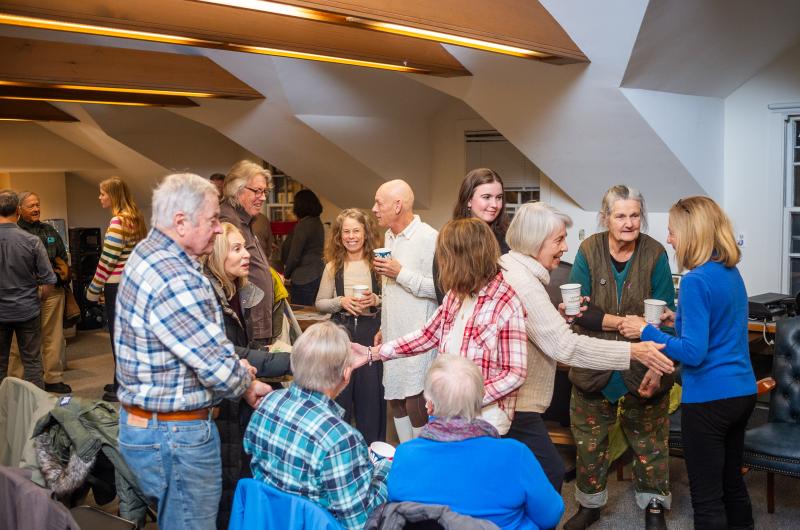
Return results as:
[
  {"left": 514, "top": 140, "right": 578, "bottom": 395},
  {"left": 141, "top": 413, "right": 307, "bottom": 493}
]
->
[
  {"left": 387, "top": 354, "right": 564, "bottom": 530},
  {"left": 620, "top": 196, "right": 757, "bottom": 530}
]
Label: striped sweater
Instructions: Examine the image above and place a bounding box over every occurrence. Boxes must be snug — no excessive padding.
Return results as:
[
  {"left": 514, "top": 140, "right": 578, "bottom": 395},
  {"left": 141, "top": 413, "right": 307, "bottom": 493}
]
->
[{"left": 86, "top": 216, "right": 137, "bottom": 301}]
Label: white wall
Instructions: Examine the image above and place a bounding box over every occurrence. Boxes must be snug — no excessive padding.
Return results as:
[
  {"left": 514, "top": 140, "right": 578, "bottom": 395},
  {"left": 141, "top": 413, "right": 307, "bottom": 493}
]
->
[
  {"left": 724, "top": 41, "right": 800, "bottom": 294},
  {"left": 5, "top": 171, "right": 69, "bottom": 224}
]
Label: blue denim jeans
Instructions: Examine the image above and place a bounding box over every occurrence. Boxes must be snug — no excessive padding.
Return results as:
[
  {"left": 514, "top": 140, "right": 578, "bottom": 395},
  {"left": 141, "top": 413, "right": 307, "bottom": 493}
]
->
[{"left": 118, "top": 408, "right": 222, "bottom": 530}]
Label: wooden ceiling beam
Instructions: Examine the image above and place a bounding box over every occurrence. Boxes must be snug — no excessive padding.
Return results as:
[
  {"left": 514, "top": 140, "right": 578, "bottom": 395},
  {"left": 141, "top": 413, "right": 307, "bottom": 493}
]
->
[
  {"left": 0, "top": 99, "right": 77, "bottom": 121},
  {"left": 0, "top": 0, "right": 471, "bottom": 76}
]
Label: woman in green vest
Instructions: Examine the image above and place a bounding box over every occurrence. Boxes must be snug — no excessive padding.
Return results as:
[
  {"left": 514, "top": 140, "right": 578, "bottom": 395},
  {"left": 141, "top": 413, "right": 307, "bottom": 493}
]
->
[{"left": 564, "top": 185, "right": 675, "bottom": 530}]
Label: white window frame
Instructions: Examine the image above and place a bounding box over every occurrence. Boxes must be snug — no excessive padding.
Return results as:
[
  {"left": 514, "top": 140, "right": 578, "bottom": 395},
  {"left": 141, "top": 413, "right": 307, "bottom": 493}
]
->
[{"left": 783, "top": 115, "right": 800, "bottom": 294}]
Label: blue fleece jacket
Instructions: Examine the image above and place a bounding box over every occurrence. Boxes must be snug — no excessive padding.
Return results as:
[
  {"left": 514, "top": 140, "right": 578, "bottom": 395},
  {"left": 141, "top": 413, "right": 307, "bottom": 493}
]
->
[
  {"left": 387, "top": 436, "right": 564, "bottom": 530},
  {"left": 641, "top": 260, "right": 756, "bottom": 403}
]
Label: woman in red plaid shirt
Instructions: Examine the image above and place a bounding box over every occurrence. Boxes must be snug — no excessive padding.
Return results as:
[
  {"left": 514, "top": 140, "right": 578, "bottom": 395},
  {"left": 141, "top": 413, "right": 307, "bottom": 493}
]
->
[{"left": 354, "top": 218, "right": 527, "bottom": 435}]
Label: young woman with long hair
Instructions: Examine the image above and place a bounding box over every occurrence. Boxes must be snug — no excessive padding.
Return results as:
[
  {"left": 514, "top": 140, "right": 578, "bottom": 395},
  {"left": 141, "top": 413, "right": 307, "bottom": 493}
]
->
[{"left": 86, "top": 176, "right": 146, "bottom": 401}]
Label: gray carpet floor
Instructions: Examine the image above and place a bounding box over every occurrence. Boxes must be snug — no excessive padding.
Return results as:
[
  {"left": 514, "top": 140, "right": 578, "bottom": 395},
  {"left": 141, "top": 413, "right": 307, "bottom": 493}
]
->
[{"left": 63, "top": 329, "right": 800, "bottom": 529}]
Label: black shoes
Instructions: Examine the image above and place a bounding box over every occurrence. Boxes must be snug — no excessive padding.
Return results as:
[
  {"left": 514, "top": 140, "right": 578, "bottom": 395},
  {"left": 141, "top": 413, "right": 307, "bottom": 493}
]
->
[
  {"left": 645, "top": 499, "right": 668, "bottom": 530},
  {"left": 44, "top": 382, "right": 72, "bottom": 394},
  {"left": 564, "top": 506, "right": 602, "bottom": 530},
  {"left": 104, "top": 383, "right": 115, "bottom": 393},
  {"left": 102, "top": 390, "right": 119, "bottom": 402}
]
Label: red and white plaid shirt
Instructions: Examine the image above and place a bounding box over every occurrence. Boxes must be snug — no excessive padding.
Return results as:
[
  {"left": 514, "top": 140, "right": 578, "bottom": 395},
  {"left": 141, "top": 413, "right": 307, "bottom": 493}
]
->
[{"left": 380, "top": 272, "right": 528, "bottom": 416}]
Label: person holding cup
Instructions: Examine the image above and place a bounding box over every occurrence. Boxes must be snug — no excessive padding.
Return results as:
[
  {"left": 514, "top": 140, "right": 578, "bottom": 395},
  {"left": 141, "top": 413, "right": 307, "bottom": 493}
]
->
[
  {"left": 565, "top": 185, "right": 675, "bottom": 530},
  {"left": 316, "top": 208, "right": 386, "bottom": 444},
  {"left": 619, "top": 197, "right": 756, "bottom": 530},
  {"left": 498, "top": 202, "right": 673, "bottom": 497}
]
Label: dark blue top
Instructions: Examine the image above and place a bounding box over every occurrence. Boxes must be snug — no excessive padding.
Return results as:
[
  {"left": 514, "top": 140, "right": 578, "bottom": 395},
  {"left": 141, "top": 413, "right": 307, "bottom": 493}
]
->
[
  {"left": 642, "top": 260, "right": 756, "bottom": 403},
  {"left": 387, "top": 436, "right": 564, "bottom": 530}
]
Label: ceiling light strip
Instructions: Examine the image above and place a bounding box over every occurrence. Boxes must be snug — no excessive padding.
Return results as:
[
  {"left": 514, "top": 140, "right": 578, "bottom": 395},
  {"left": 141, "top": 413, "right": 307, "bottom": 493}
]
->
[
  {"left": 0, "top": 95, "right": 154, "bottom": 106},
  {"left": 196, "top": 0, "right": 550, "bottom": 58},
  {"left": 0, "top": 80, "right": 216, "bottom": 98},
  {"left": 0, "top": 12, "right": 426, "bottom": 74}
]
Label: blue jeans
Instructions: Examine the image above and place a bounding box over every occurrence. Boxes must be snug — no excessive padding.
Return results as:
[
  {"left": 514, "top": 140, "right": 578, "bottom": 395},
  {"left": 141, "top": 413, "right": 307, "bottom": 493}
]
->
[{"left": 118, "top": 408, "right": 222, "bottom": 530}]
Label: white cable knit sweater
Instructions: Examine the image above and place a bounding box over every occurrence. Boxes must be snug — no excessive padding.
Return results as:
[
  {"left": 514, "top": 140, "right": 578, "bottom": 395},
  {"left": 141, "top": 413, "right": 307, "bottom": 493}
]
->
[{"left": 499, "top": 251, "right": 631, "bottom": 413}]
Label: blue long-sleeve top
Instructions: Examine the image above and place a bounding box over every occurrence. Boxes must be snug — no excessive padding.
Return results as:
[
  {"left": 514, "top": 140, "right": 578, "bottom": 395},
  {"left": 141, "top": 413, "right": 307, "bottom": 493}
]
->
[
  {"left": 641, "top": 260, "right": 756, "bottom": 403},
  {"left": 387, "top": 436, "right": 564, "bottom": 530}
]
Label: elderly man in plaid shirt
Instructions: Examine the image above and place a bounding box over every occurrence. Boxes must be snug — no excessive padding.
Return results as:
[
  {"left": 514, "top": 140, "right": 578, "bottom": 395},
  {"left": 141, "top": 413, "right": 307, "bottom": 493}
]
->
[
  {"left": 115, "top": 173, "right": 271, "bottom": 530},
  {"left": 244, "top": 321, "right": 390, "bottom": 530}
]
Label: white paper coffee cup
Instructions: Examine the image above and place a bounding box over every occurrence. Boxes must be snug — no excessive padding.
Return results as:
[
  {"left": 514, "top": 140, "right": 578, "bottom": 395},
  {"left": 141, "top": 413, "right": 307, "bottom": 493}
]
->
[
  {"left": 369, "top": 441, "right": 395, "bottom": 463},
  {"left": 644, "top": 299, "right": 667, "bottom": 326},
  {"left": 352, "top": 284, "right": 369, "bottom": 299},
  {"left": 373, "top": 247, "right": 391, "bottom": 259},
  {"left": 560, "top": 283, "right": 582, "bottom": 316}
]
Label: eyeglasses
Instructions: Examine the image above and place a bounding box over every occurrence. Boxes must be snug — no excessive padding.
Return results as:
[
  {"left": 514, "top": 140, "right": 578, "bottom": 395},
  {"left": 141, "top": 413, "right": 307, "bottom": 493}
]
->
[{"left": 244, "top": 186, "right": 268, "bottom": 197}]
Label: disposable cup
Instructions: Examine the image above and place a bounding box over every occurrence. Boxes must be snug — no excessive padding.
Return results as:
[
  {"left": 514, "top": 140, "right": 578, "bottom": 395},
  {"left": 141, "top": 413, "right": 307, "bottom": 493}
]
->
[
  {"left": 560, "top": 283, "right": 582, "bottom": 316},
  {"left": 369, "top": 441, "right": 395, "bottom": 464},
  {"left": 644, "top": 299, "right": 667, "bottom": 326},
  {"left": 352, "top": 284, "right": 369, "bottom": 299},
  {"left": 373, "top": 248, "right": 391, "bottom": 259}
]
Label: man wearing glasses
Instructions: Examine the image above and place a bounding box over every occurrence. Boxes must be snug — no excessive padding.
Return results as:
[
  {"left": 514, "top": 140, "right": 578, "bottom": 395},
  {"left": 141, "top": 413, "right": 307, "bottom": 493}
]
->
[{"left": 219, "top": 160, "right": 275, "bottom": 348}]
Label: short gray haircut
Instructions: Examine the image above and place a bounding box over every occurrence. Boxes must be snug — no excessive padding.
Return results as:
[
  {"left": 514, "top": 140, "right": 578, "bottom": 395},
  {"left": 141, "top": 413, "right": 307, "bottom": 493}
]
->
[
  {"left": 0, "top": 189, "right": 19, "bottom": 217},
  {"left": 17, "top": 191, "right": 37, "bottom": 206},
  {"left": 423, "top": 355, "right": 484, "bottom": 421},
  {"left": 598, "top": 184, "right": 648, "bottom": 231},
  {"left": 291, "top": 321, "right": 351, "bottom": 392},
  {"left": 506, "top": 202, "right": 573, "bottom": 257},
  {"left": 223, "top": 160, "right": 272, "bottom": 209},
  {"left": 151, "top": 173, "right": 217, "bottom": 230}
]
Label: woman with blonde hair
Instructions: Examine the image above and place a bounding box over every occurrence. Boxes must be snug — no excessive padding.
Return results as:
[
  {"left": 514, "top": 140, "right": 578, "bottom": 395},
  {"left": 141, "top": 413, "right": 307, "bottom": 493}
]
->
[
  {"left": 620, "top": 196, "right": 756, "bottom": 530},
  {"left": 353, "top": 217, "right": 528, "bottom": 435},
  {"left": 203, "top": 222, "right": 290, "bottom": 530},
  {"left": 316, "top": 208, "right": 385, "bottom": 443},
  {"left": 86, "top": 176, "right": 146, "bottom": 401}
]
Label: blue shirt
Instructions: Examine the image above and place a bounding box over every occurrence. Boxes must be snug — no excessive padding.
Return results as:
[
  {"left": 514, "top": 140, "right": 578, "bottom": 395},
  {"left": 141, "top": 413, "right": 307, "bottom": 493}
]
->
[
  {"left": 115, "top": 228, "right": 252, "bottom": 411},
  {"left": 642, "top": 261, "right": 756, "bottom": 403},
  {"left": 244, "top": 384, "right": 390, "bottom": 530},
  {"left": 388, "top": 436, "right": 564, "bottom": 530}
]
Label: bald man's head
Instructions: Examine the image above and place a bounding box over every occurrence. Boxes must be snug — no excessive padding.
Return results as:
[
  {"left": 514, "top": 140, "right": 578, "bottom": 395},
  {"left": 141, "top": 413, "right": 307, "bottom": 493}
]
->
[{"left": 373, "top": 179, "right": 415, "bottom": 232}]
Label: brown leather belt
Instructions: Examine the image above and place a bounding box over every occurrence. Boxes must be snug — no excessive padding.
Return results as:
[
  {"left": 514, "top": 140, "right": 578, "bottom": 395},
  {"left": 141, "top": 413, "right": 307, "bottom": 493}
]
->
[{"left": 123, "top": 404, "right": 220, "bottom": 421}]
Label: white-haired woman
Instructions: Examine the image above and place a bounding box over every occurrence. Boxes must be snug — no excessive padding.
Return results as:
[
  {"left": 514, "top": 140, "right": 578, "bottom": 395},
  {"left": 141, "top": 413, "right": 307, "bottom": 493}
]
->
[
  {"left": 388, "top": 354, "right": 564, "bottom": 530},
  {"left": 498, "top": 201, "right": 674, "bottom": 501},
  {"left": 219, "top": 160, "right": 275, "bottom": 347}
]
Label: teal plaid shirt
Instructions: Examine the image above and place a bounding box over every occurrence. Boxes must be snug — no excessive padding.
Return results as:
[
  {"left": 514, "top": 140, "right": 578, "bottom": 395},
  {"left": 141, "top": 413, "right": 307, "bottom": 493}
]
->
[{"left": 244, "top": 384, "right": 390, "bottom": 530}]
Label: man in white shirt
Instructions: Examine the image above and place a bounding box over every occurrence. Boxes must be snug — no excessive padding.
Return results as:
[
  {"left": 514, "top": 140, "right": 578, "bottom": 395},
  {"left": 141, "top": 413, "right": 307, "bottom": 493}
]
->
[{"left": 372, "top": 179, "right": 439, "bottom": 442}]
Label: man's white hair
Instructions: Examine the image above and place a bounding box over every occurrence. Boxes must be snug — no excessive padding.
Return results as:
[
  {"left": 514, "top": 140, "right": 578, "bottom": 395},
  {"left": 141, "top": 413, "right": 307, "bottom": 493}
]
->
[
  {"left": 151, "top": 173, "right": 217, "bottom": 229},
  {"left": 423, "top": 354, "right": 484, "bottom": 421},
  {"left": 291, "top": 322, "right": 351, "bottom": 392}
]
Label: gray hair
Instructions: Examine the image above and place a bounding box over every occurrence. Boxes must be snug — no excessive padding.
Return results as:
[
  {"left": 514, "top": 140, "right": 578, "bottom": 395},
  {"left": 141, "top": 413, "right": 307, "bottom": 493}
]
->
[
  {"left": 0, "top": 189, "right": 19, "bottom": 217},
  {"left": 223, "top": 160, "right": 272, "bottom": 209},
  {"left": 151, "top": 173, "right": 217, "bottom": 230},
  {"left": 506, "top": 201, "right": 572, "bottom": 257},
  {"left": 17, "top": 191, "right": 37, "bottom": 206},
  {"left": 598, "top": 184, "right": 648, "bottom": 231},
  {"left": 291, "top": 321, "right": 351, "bottom": 392},
  {"left": 423, "top": 354, "right": 484, "bottom": 421}
]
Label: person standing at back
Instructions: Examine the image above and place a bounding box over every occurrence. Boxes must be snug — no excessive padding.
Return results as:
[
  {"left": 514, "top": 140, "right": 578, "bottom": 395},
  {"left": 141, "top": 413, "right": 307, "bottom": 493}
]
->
[
  {"left": 16, "top": 191, "right": 71, "bottom": 393},
  {"left": 0, "top": 189, "right": 55, "bottom": 389},
  {"left": 371, "top": 179, "right": 438, "bottom": 441},
  {"left": 85, "top": 177, "right": 146, "bottom": 402},
  {"left": 219, "top": 160, "right": 275, "bottom": 347},
  {"left": 282, "top": 188, "right": 325, "bottom": 306}
]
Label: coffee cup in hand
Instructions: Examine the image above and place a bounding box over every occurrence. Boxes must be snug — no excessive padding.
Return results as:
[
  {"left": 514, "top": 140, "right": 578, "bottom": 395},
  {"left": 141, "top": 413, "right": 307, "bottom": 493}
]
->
[
  {"left": 560, "top": 283, "right": 582, "bottom": 316},
  {"left": 643, "top": 299, "right": 667, "bottom": 326},
  {"left": 369, "top": 441, "right": 395, "bottom": 464},
  {"left": 373, "top": 248, "right": 391, "bottom": 259},
  {"left": 352, "top": 284, "right": 369, "bottom": 300}
]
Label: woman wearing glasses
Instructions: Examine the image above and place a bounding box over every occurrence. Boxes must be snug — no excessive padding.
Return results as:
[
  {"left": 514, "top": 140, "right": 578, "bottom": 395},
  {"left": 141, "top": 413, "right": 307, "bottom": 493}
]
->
[{"left": 219, "top": 160, "right": 276, "bottom": 347}]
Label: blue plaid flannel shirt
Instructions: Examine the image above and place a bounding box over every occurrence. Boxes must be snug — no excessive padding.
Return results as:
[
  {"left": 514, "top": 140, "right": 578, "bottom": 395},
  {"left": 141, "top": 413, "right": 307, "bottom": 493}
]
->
[
  {"left": 244, "top": 384, "right": 391, "bottom": 530},
  {"left": 115, "top": 228, "right": 252, "bottom": 411}
]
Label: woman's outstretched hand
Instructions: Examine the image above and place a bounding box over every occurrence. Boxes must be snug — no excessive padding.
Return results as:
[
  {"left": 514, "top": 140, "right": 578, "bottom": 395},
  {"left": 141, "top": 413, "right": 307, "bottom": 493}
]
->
[{"left": 630, "top": 341, "right": 673, "bottom": 375}]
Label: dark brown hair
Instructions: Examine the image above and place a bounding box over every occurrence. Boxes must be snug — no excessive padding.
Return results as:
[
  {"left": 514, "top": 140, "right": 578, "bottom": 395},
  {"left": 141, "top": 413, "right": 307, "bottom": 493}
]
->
[{"left": 452, "top": 168, "right": 509, "bottom": 240}]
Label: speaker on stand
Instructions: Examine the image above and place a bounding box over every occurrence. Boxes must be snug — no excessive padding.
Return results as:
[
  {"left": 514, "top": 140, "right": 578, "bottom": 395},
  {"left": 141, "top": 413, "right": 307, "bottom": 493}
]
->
[{"left": 69, "top": 227, "right": 105, "bottom": 331}]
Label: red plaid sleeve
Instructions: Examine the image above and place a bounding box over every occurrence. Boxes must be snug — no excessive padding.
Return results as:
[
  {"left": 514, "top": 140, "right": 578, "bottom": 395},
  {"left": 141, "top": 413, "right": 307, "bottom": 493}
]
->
[{"left": 481, "top": 283, "right": 528, "bottom": 406}]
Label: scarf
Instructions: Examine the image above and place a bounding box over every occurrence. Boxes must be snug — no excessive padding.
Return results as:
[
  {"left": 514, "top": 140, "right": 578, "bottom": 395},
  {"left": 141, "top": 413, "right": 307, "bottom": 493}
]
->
[{"left": 419, "top": 416, "right": 499, "bottom": 442}]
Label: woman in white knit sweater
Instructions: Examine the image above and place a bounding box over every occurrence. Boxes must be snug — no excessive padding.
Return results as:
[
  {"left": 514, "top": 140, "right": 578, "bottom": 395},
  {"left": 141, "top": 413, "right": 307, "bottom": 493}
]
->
[{"left": 498, "top": 202, "right": 674, "bottom": 493}]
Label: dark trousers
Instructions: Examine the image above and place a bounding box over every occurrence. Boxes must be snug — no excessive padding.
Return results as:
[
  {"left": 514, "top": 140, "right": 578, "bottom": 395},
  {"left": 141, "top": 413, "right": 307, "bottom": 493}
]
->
[
  {"left": 334, "top": 311, "right": 386, "bottom": 444},
  {"left": 104, "top": 283, "right": 119, "bottom": 388},
  {"left": 506, "top": 411, "right": 565, "bottom": 493},
  {"left": 0, "top": 315, "right": 44, "bottom": 388},
  {"left": 682, "top": 394, "right": 756, "bottom": 530},
  {"left": 289, "top": 277, "right": 321, "bottom": 306}
]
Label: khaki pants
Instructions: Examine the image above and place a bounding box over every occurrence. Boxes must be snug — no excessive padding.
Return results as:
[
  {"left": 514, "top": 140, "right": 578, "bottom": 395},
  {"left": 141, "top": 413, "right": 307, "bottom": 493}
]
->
[{"left": 9, "top": 287, "right": 65, "bottom": 384}]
